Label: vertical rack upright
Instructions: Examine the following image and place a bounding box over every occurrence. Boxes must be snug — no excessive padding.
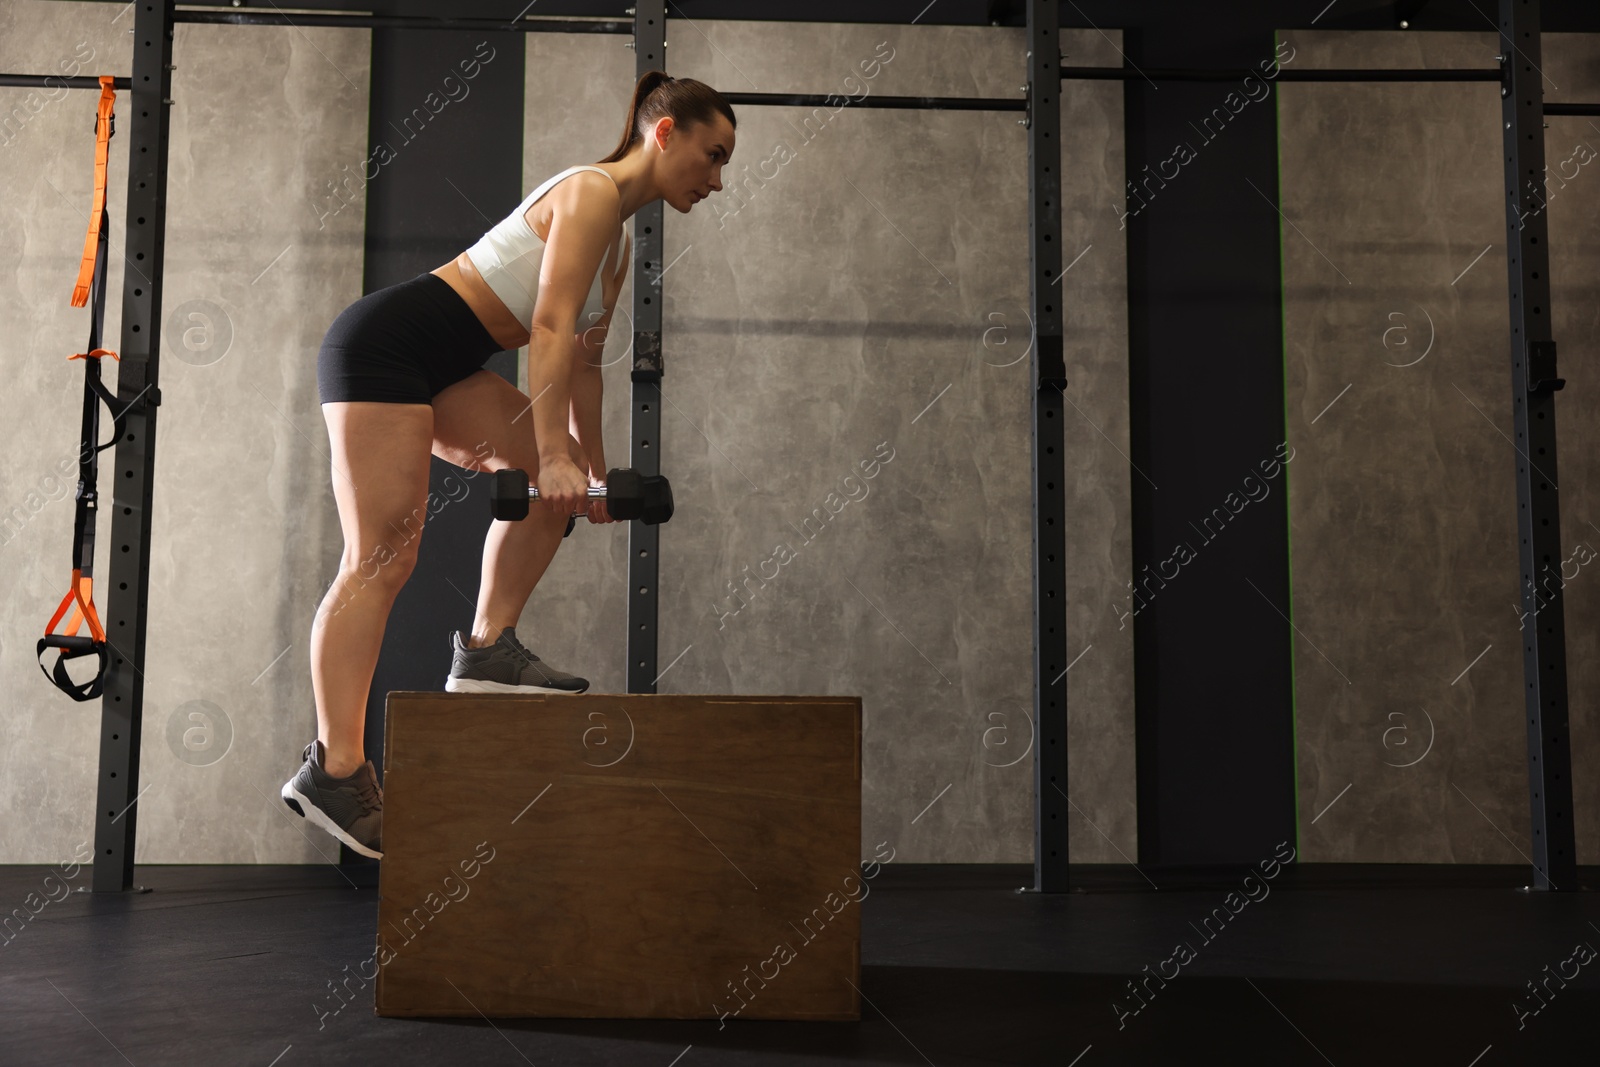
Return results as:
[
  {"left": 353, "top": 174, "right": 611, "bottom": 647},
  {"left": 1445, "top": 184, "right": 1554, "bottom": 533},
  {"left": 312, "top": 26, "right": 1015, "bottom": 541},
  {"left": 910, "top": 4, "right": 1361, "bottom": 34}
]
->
[
  {"left": 628, "top": 0, "right": 667, "bottom": 696},
  {"left": 1498, "top": 0, "right": 1576, "bottom": 891},
  {"left": 94, "top": 0, "right": 175, "bottom": 892},
  {"left": 1027, "top": 0, "right": 1069, "bottom": 893}
]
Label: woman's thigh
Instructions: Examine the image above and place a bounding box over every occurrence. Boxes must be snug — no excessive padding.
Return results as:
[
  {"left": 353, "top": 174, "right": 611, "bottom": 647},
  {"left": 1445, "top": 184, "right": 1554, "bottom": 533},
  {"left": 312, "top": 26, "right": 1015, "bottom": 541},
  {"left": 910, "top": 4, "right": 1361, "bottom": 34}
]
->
[
  {"left": 322, "top": 400, "right": 435, "bottom": 574},
  {"left": 429, "top": 369, "right": 584, "bottom": 478}
]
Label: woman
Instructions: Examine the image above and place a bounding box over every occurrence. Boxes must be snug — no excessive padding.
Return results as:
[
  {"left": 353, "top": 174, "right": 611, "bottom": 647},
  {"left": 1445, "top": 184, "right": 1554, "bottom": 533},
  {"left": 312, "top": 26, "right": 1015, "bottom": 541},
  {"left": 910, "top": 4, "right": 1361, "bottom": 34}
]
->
[{"left": 279, "top": 71, "right": 736, "bottom": 859}]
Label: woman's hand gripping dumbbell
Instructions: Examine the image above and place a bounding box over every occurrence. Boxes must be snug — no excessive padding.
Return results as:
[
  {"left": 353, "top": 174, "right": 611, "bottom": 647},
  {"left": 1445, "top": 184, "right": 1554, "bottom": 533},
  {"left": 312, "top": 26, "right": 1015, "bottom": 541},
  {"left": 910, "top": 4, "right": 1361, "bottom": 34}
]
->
[{"left": 490, "top": 466, "right": 674, "bottom": 526}]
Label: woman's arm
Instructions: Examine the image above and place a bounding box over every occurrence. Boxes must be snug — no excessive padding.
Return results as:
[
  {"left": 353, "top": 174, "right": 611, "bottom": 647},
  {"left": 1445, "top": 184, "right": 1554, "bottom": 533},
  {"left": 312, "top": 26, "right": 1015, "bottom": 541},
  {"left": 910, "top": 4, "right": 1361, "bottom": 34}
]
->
[
  {"left": 568, "top": 229, "right": 630, "bottom": 478},
  {"left": 525, "top": 175, "right": 622, "bottom": 514},
  {"left": 569, "top": 344, "right": 605, "bottom": 477}
]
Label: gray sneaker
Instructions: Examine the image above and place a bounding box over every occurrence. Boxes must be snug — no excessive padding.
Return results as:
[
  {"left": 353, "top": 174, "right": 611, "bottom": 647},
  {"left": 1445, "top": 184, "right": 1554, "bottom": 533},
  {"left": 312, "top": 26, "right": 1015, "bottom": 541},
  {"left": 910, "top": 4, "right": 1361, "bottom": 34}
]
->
[
  {"left": 280, "top": 739, "right": 383, "bottom": 859},
  {"left": 444, "top": 627, "right": 589, "bottom": 694}
]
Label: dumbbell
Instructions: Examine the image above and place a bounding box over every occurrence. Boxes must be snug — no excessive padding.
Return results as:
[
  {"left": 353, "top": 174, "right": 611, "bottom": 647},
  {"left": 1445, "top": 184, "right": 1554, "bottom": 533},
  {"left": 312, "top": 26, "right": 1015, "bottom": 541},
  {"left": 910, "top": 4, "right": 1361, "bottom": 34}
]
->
[{"left": 490, "top": 467, "right": 674, "bottom": 526}]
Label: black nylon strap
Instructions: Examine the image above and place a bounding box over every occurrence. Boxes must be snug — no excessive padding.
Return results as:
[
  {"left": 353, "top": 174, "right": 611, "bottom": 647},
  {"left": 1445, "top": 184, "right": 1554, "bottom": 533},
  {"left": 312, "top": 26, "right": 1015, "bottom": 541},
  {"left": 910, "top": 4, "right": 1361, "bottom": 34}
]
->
[
  {"left": 37, "top": 636, "right": 108, "bottom": 702},
  {"left": 42, "top": 207, "right": 115, "bottom": 701}
]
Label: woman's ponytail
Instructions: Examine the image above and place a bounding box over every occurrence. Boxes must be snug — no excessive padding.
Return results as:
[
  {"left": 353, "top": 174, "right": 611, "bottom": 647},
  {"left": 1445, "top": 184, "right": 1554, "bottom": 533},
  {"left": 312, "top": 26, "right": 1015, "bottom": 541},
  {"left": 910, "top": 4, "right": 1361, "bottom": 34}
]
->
[{"left": 596, "top": 70, "right": 735, "bottom": 163}]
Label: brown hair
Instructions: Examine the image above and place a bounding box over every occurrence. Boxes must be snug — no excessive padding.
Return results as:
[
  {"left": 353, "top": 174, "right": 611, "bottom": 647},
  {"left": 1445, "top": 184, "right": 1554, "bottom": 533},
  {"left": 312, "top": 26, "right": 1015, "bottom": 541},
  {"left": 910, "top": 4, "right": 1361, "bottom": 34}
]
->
[{"left": 595, "top": 71, "right": 736, "bottom": 164}]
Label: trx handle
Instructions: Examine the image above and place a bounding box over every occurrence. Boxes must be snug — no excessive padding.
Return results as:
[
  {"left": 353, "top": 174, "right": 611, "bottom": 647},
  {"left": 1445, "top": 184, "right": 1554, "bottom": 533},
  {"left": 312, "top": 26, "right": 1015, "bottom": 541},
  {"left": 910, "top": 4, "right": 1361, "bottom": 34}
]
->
[
  {"left": 36, "top": 639, "right": 110, "bottom": 702},
  {"left": 70, "top": 76, "right": 116, "bottom": 309},
  {"left": 38, "top": 570, "right": 109, "bottom": 702}
]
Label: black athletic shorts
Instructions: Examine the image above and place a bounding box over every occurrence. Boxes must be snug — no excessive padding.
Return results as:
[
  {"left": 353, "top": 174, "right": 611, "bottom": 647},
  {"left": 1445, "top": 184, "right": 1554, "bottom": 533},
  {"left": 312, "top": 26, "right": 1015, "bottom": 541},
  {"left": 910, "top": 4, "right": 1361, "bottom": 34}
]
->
[{"left": 317, "top": 272, "right": 504, "bottom": 405}]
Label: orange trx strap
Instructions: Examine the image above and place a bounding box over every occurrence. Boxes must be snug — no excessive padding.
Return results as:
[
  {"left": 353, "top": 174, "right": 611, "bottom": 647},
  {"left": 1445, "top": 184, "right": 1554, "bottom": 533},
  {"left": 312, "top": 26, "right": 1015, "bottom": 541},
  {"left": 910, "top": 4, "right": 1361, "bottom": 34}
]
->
[
  {"left": 71, "top": 77, "right": 116, "bottom": 309},
  {"left": 40, "top": 76, "right": 129, "bottom": 702}
]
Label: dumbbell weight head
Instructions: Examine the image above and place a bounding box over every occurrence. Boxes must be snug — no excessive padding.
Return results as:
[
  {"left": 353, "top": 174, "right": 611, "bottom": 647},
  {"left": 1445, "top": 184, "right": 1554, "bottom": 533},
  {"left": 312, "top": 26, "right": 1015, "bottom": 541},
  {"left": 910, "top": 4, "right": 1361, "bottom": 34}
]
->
[
  {"left": 642, "top": 473, "right": 673, "bottom": 525},
  {"left": 490, "top": 469, "right": 531, "bottom": 521},
  {"left": 601, "top": 469, "right": 674, "bottom": 525},
  {"left": 604, "top": 468, "right": 643, "bottom": 520}
]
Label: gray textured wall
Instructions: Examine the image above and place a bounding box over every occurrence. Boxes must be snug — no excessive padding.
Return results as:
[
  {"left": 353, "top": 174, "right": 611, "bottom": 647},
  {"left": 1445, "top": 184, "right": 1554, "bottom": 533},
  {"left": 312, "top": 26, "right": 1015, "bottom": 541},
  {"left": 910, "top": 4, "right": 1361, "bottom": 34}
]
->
[
  {"left": 1, "top": 2, "right": 366, "bottom": 863},
  {"left": 13, "top": 10, "right": 1594, "bottom": 870},
  {"left": 518, "top": 22, "right": 1136, "bottom": 864},
  {"left": 1280, "top": 30, "right": 1600, "bottom": 864}
]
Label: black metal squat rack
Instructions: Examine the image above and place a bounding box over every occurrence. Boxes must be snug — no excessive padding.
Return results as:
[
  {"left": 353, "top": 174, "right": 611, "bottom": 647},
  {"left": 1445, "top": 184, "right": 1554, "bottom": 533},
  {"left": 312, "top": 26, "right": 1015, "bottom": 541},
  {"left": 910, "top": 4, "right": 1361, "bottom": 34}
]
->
[{"left": 1, "top": 0, "right": 1583, "bottom": 895}]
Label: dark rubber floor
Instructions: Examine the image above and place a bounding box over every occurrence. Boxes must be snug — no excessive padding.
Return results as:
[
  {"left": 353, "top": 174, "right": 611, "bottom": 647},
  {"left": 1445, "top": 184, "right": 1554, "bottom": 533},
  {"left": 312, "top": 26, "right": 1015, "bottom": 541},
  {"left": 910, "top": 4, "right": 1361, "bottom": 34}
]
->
[{"left": 0, "top": 862, "right": 1596, "bottom": 1065}]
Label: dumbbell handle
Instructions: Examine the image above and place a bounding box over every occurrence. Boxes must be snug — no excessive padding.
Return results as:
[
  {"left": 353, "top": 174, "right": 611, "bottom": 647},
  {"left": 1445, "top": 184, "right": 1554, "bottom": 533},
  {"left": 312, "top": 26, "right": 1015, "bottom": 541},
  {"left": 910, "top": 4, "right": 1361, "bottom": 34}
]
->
[
  {"left": 532, "top": 483, "right": 602, "bottom": 521},
  {"left": 527, "top": 485, "right": 608, "bottom": 501}
]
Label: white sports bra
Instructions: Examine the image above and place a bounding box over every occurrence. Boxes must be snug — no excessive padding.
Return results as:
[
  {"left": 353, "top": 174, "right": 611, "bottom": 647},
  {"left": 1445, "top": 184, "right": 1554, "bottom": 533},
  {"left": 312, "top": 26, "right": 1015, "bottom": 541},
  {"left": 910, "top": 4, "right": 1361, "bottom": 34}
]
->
[{"left": 463, "top": 165, "right": 629, "bottom": 333}]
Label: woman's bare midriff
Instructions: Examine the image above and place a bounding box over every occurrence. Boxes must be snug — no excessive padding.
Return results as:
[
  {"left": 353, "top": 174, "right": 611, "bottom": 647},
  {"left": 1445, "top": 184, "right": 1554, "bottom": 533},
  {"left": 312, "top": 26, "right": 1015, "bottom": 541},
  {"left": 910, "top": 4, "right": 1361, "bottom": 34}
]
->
[{"left": 430, "top": 254, "right": 532, "bottom": 352}]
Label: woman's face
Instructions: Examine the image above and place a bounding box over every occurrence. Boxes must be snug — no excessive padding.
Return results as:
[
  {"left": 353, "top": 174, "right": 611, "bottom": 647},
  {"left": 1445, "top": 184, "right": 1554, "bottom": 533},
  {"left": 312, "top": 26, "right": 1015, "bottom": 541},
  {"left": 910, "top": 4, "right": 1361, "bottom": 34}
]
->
[{"left": 656, "top": 114, "right": 735, "bottom": 214}]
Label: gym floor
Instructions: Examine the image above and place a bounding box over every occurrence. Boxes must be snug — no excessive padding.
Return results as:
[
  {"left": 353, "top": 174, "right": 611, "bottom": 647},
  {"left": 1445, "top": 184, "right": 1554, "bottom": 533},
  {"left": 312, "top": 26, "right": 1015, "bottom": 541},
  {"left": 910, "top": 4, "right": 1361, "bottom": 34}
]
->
[{"left": 1, "top": 863, "right": 1595, "bottom": 1065}]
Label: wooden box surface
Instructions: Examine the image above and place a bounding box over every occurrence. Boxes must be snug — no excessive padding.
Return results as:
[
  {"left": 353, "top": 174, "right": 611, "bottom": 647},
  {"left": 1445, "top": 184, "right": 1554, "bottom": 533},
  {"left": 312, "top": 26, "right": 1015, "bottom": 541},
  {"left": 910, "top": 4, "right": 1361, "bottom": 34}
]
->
[{"left": 374, "top": 692, "right": 862, "bottom": 1020}]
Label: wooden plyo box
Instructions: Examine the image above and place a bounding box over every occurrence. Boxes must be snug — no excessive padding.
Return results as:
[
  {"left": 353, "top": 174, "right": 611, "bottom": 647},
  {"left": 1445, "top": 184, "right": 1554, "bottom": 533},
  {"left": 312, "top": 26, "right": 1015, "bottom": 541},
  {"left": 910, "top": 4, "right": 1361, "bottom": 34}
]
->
[{"left": 374, "top": 693, "right": 862, "bottom": 1020}]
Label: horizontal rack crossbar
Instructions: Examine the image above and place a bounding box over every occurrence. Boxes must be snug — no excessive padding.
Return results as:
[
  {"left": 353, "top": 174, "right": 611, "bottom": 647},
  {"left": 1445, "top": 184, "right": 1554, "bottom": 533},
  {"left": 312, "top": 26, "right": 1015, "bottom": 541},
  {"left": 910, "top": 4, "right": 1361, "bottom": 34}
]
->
[
  {"left": 1, "top": 73, "right": 132, "bottom": 89},
  {"left": 1061, "top": 65, "right": 1502, "bottom": 82},
  {"left": 720, "top": 92, "right": 1025, "bottom": 111},
  {"left": 172, "top": 10, "right": 630, "bottom": 33}
]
